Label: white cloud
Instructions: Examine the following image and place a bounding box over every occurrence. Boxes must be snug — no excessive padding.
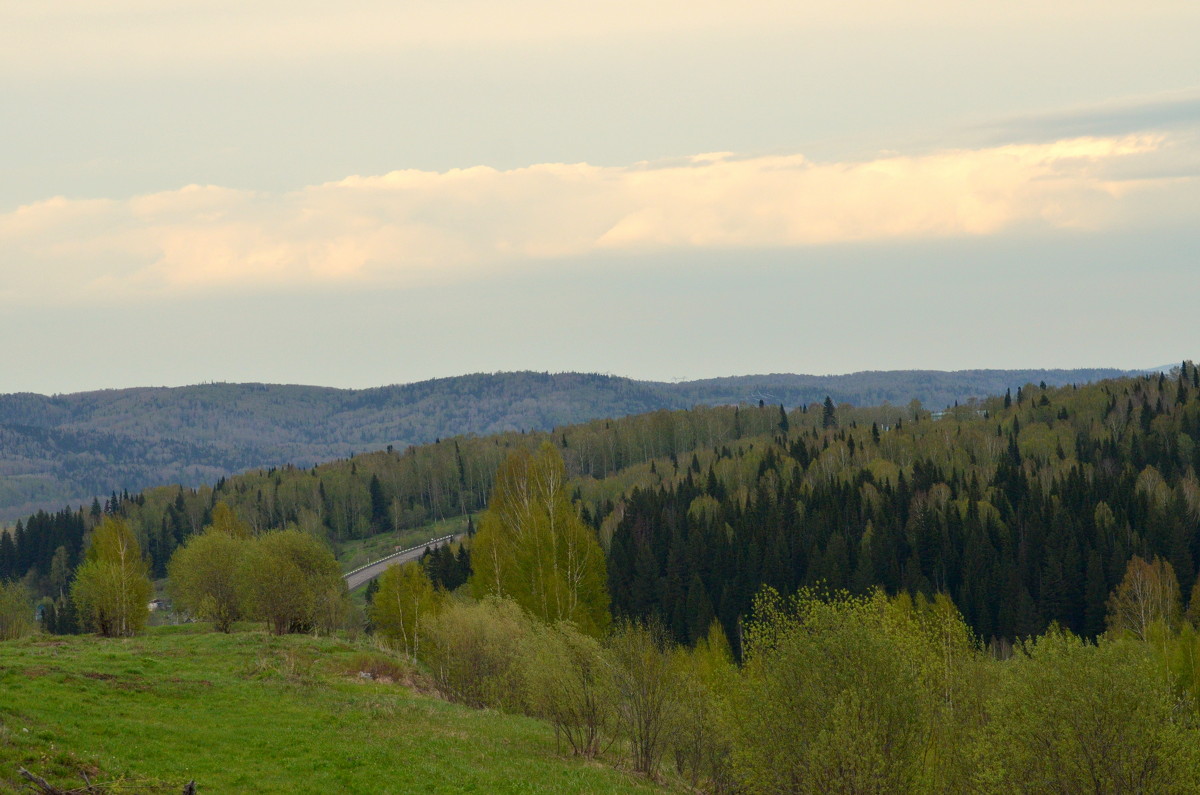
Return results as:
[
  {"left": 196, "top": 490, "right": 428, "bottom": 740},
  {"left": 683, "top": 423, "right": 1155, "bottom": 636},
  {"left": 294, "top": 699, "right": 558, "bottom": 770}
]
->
[{"left": 1, "top": 134, "right": 1192, "bottom": 303}]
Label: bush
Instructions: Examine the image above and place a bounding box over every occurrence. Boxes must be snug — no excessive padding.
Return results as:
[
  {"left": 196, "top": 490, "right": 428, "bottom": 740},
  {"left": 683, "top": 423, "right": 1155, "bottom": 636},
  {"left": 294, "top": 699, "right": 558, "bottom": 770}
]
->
[
  {"left": 728, "top": 588, "right": 938, "bottom": 794},
  {"left": 607, "top": 621, "right": 680, "bottom": 777},
  {"left": 0, "top": 580, "right": 36, "bottom": 640},
  {"left": 238, "top": 529, "right": 348, "bottom": 635},
  {"left": 522, "top": 621, "right": 616, "bottom": 757},
  {"left": 422, "top": 597, "right": 534, "bottom": 711},
  {"left": 168, "top": 530, "right": 246, "bottom": 632},
  {"left": 974, "top": 629, "right": 1200, "bottom": 793},
  {"left": 668, "top": 621, "right": 736, "bottom": 792}
]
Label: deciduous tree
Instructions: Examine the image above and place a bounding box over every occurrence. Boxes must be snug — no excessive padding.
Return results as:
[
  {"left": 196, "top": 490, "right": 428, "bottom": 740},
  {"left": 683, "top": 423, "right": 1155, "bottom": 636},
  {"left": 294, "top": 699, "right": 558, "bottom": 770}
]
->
[
  {"left": 370, "top": 561, "right": 441, "bottom": 657},
  {"left": 239, "top": 529, "right": 346, "bottom": 635},
  {"left": 168, "top": 528, "right": 247, "bottom": 632},
  {"left": 70, "top": 518, "right": 152, "bottom": 637},
  {"left": 0, "top": 580, "right": 36, "bottom": 640},
  {"left": 1107, "top": 555, "right": 1182, "bottom": 640},
  {"left": 471, "top": 443, "right": 609, "bottom": 636}
]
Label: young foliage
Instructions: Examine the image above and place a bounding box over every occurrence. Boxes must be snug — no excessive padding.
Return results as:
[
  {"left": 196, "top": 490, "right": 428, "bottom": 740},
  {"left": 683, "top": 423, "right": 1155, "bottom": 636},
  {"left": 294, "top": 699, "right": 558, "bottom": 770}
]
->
[
  {"left": 607, "top": 621, "right": 680, "bottom": 777},
  {"left": 167, "top": 525, "right": 248, "bottom": 632},
  {"left": 471, "top": 443, "right": 609, "bottom": 636},
  {"left": 422, "top": 596, "right": 535, "bottom": 711},
  {"left": 0, "top": 580, "right": 36, "bottom": 640},
  {"left": 974, "top": 629, "right": 1200, "bottom": 793},
  {"left": 1107, "top": 555, "right": 1182, "bottom": 640},
  {"left": 729, "top": 587, "right": 962, "bottom": 794},
  {"left": 70, "top": 517, "right": 152, "bottom": 637},
  {"left": 522, "top": 621, "right": 617, "bottom": 758},
  {"left": 238, "top": 529, "right": 347, "bottom": 635},
  {"left": 370, "top": 561, "right": 442, "bottom": 657}
]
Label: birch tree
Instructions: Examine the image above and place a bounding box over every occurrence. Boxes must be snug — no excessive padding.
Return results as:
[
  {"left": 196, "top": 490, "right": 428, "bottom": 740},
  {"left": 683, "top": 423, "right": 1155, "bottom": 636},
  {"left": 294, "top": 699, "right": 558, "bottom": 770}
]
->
[
  {"left": 71, "top": 518, "right": 152, "bottom": 637},
  {"left": 1107, "top": 555, "right": 1181, "bottom": 640},
  {"left": 371, "top": 561, "right": 441, "bottom": 657},
  {"left": 471, "top": 443, "right": 609, "bottom": 636}
]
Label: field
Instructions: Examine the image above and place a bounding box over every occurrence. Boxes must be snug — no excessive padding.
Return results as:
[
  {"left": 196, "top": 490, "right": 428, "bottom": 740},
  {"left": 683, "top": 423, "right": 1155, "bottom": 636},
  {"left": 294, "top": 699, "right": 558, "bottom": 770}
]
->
[{"left": 0, "top": 626, "right": 670, "bottom": 794}]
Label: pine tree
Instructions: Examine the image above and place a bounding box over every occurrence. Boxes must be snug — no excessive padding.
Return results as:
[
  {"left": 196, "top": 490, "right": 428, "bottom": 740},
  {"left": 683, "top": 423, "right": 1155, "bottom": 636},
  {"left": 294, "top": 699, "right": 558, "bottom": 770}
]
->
[
  {"left": 369, "top": 474, "right": 389, "bottom": 534},
  {"left": 1083, "top": 550, "right": 1107, "bottom": 638}
]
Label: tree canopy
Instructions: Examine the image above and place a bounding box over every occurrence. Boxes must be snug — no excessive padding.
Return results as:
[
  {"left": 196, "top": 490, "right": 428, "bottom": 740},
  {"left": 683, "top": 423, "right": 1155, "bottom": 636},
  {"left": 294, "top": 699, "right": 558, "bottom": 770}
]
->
[
  {"left": 70, "top": 517, "right": 151, "bottom": 637},
  {"left": 471, "top": 443, "right": 609, "bottom": 636}
]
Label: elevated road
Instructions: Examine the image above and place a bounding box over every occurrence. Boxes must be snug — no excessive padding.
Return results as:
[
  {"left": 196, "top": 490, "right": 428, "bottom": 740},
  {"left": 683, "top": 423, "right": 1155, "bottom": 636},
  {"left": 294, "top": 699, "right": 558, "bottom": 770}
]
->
[{"left": 343, "top": 534, "right": 462, "bottom": 590}]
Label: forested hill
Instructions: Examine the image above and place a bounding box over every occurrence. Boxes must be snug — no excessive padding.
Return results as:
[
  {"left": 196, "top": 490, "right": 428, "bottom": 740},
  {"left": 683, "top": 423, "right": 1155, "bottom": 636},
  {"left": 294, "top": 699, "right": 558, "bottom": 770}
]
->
[
  {"left": 4, "top": 364, "right": 1199, "bottom": 651},
  {"left": 0, "top": 368, "right": 1135, "bottom": 521}
]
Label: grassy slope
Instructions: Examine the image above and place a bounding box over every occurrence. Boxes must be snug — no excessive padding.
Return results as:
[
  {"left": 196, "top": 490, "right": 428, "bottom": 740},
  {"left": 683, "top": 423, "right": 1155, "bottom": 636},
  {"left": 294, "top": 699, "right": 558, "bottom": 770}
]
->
[{"left": 0, "top": 627, "right": 669, "bottom": 794}]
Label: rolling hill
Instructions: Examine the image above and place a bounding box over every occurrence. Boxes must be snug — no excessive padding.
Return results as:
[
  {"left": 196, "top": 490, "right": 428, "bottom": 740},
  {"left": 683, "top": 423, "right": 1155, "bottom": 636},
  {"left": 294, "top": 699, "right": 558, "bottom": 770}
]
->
[{"left": 0, "top": 368, "right": 1138, "bottom": 521}]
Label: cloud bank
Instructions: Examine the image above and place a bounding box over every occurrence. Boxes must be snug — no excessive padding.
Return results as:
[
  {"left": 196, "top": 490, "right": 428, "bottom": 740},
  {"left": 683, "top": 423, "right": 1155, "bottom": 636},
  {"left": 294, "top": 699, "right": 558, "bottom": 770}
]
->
[{"left": 2, "top": 134, "right": 1192, "bottom": 302}]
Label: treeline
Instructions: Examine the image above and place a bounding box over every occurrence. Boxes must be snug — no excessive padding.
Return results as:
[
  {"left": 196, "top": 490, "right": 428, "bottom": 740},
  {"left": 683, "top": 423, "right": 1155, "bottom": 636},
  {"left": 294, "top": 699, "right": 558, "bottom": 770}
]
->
[
  {"left": 0, "top": 367, "right": 1134, "bottom": 521},
  {"left": 5, "top": 364, "right": 1197, "bottom": 653},
  {"left": 595, "top": 364, "right": 1200, "bottom": 651},
  {"left": 0, "top": 403, "right": 793, "bottom": 597}
]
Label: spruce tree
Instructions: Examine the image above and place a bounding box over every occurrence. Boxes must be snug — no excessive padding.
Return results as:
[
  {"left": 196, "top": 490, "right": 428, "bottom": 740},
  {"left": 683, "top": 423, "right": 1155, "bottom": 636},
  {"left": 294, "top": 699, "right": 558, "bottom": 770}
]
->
[{"left": 822, "top": 396, "right": 837, "bottom": 429}]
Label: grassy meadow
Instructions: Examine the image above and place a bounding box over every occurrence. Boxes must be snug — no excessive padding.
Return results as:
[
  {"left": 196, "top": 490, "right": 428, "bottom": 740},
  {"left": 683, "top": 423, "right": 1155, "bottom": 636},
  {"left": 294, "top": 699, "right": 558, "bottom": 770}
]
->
[{"left": 0, "top": 625, "right": 670, "bottom": 794}]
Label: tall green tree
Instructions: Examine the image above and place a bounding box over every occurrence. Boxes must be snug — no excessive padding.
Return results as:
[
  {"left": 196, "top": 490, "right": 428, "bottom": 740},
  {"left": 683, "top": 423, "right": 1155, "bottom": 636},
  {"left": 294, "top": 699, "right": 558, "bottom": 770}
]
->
[
  {"left": 239, "top": 529, "right": 346, "bottom": 635},
  {"left": 168, "top": 528, "right": 248, "bottom": 632},
  {"left": 371, "top": 561, "right": 442, "bottom": 657},
  {"left": 471, "top": 443, "right": 609, "bottom": 636},
  {"left": 822, "top": 396, "right": 838, "bottom": 429},
  {"left": 70, "top": 518, "right": 152, "bottom": 637}
]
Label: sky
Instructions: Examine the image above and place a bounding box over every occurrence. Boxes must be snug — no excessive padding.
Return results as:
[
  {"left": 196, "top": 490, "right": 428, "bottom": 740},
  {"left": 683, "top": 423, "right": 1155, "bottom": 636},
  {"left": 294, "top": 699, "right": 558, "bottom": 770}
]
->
[{"left": 2, "top": 1, "right": 1198, "bottom": 395}]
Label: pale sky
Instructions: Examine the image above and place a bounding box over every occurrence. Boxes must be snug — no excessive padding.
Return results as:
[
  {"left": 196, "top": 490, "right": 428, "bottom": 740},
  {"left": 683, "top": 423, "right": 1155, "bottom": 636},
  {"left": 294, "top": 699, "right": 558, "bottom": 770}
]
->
[{"left": 2, "top": 2, "right": 1198, "bottom": 394}]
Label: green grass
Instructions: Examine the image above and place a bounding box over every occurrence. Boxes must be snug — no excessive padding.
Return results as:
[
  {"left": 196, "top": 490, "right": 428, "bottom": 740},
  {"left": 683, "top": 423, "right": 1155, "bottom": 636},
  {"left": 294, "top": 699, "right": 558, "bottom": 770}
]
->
[
  {"left": 0, "top": 627, "right": 671, "bottom": 794},
  {"left": 336, "top": 515, "right": 473, "bottom": 572}
]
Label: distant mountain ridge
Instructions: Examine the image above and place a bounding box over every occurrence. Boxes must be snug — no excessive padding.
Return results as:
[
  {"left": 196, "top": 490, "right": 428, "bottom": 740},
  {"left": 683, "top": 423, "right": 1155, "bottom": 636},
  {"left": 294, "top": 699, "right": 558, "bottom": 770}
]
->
[{"left": 0, "top": 368, "right": 1141, "bottom": 521}]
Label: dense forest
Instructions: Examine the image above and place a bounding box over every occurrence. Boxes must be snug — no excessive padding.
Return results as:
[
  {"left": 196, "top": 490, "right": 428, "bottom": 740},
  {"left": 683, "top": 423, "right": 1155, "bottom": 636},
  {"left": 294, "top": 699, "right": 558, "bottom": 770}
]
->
[
  {"left": 3, "top": 364, "right": 1195, "bottom": 651},
  {"left": 0, "top": 368, "right": 1135, "bottom": 521},
  {"left": 598, "top": 369, "right": 1200, "bottom": 652}
]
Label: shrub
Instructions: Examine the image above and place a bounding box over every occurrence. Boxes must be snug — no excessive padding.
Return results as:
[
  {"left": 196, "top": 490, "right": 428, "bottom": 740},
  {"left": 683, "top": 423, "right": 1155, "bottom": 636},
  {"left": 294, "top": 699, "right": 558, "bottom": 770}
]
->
[
  {"left": 422, "top": 597, "right": 534, "bottom": 711},
  {"left": 0, "top": 580, "right": 36, "bottom": 640}
]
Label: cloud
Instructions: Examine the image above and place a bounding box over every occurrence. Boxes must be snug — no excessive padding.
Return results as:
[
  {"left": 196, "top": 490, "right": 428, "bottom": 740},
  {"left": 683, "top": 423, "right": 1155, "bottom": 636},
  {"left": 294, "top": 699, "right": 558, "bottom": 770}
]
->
[
  {"left": 977, "top": 88, "right": 1200, "bottom": 145},
  {"left": 2, "top": 133, "right": 1193, "bottom": 303}
]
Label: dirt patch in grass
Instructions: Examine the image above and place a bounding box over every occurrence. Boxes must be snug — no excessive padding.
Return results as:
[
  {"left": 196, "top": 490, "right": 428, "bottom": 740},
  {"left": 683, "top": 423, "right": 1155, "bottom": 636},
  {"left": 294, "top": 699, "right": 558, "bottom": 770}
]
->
[{"left": 336, "top": 650, "right": 440, "bottom": 695}]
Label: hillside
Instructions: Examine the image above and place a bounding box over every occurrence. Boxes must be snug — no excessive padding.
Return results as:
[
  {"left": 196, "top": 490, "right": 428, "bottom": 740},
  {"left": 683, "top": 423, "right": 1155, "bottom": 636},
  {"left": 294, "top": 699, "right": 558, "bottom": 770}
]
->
[
  {"left": 0, "top": 627, "right": 669, "bottom": 794},
  {"left": 0, "top": 368, "right": 1136, "bottom": 521},
  {"left": 6, "top": 365, "right": 1200, "bottom": 793},
  {"left": 8, "top": 363, "right": 1197, "bottom": 649}
]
